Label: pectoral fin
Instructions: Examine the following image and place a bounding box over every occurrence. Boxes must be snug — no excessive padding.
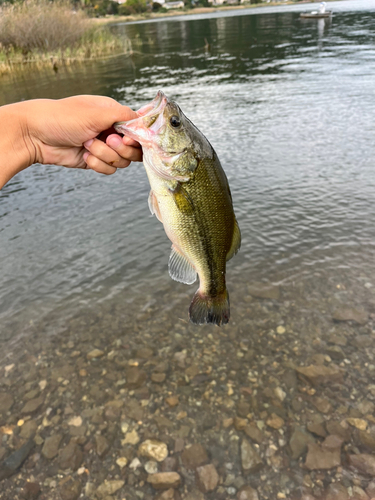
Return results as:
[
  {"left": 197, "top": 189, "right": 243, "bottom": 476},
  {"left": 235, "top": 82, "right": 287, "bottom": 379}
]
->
[
  {"left": 169, "top": 245, "right": 197, "bottom": 285},
  {"left": 169, "top": 183, "right": 194, "bottom": 214},
  {"left": 226, "top": 219, "right": 241, "bottom": 261},
  {"left": 148, "top": 190, "right": 163, "bottom": 222}
]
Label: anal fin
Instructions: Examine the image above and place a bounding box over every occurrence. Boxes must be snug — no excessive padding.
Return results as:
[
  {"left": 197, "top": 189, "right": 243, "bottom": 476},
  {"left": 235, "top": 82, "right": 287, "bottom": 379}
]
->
[
  {"left": 168, "top": 245, "right": 197, "bottom": 285},
  {"left": 148, "top": 190, "right": 163, "bottom": 222},
  {"left": 226, "top": 219, "right": 241, "bottom": 261}
]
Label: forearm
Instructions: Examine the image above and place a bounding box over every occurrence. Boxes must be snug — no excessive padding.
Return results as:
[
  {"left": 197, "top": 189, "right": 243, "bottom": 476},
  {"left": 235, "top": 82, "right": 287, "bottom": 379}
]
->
[{"left": 0, "top": 102, "right": 35, "bottom": 189}]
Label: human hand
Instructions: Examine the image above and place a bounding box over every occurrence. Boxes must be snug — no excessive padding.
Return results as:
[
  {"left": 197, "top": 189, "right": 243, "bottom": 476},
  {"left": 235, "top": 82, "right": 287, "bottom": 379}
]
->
[{"left": 23, "top": 95, "right": 142, "bottom": 175}]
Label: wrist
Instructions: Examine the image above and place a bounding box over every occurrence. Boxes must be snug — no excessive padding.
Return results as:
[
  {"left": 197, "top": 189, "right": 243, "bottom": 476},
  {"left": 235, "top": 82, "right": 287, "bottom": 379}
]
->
[{"left": 0, "top": 102, "right": 37, "bottom": 188}]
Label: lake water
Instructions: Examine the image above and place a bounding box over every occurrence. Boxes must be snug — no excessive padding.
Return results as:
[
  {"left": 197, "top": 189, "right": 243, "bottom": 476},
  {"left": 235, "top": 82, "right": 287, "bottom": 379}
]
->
[{"left": 1, "top": 1, "right": 375, "bottom": 499}]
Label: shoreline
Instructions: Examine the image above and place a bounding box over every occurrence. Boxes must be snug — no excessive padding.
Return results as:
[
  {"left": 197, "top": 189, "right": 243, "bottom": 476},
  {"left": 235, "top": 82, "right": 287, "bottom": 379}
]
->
[{"left": 91, "top": 1, "right": 327, "bottom": 25}]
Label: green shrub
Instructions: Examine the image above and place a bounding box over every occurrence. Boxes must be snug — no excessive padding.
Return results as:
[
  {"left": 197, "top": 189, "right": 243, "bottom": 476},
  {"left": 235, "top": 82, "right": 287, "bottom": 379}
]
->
[{"left": 118, "top": 0, "right": 148, "bottom": 15}]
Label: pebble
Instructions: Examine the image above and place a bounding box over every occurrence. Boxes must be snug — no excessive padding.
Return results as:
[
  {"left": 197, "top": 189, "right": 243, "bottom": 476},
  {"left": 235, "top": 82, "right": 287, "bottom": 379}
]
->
[
  {"left": 181, "top": 444, "right": 208, "bottom": 469},
  {"left": 307, "top": 421, "right": 327, "bottom": 438},
  {"left": 332, "top": 307, "right": 368, "bottom": 325},
  {"left": 96, "top": 480, "right": 125, "bottom": 498},
  {"left": 296, "top": 364, "right": 343, "bottom": 385},
  {"left": 0, "top": 392, "right": 14, "bottom": 413},
  {"left": 41, "top": 434, "right": 62, "bottom": 459},
  {"left": 305, "top": 436, "right": 342, "bottom": 470},
  {"left": 116, "top": 457, "right": 128, "bottom": 468},
  {"left": 312, "top": 397, "right": 332, "bottom": 414},
  {"left": 21, "top": 396, "right": 44, "bottom": 415},
  {"left": 366, "top": 481, "right": 375, "bottom": 497},
  {"left": 147, "top": 472, "right": 181, "bottom": 490},
  {"left": 19, "top": 420, "right": 38, "bottom": 440},
  {"left": 59, "top": 476, "right": 82, "bottom": 500},
  {"left": 196, "top": 464, "right": 219, "bottom": 493},
  {"left": 247, "top": 283, "right": 280, "bottom": 300},
  {"left": 325, "top": 483, "right": 349, "bottom": 500},
  {"left": 274, "top": 387, "right": 286, "bottom": 401},
  {"left": 129, "top": 457, "right": 142, "bottom": 469},
  {"left": 165, "top": 396, "right": 179, "bottom": 407},
  {"left": 161, "top": 456, "right": 178, "bottom": 472},
  {"left": 154, "top": 489, "right": 178, "bottom": 500},
  {"left": 241, "top": 439, "right": 263, "bottom": 472},
  {"left": 358, "top": 430, "right": 375, "bottom": 451},
  {"left": 122, "top": 429, "right": 140, "bottom": 445},
  {"left": 346, "top": 418, "right": 367, "bottom": 430},
  {"left": 348, "top": 453, "right": 375, "bottom": 476},
  {"left": 126, "top": 367, "right": 147, "bottom": 388},
  {"left": 152, "top": 373, "right": 166, "bottom": 383},
  {"left": 95, "top": 435, "right": 110, "bottom": 458},
  {"left": 87, "top": 349, "right": 105, "bottom": 360},
  {"left": 352, "top": 486, "right": 370, "bottom": 500},
  {"left": 144, "top": 460, "right": 158, "bottom": 474},
  {"left": 326, "top": 421, "right": 351, "bottom": 441},
  {"left": 138, "top": 440, "right": 168, "bottom": 462},
  {"left": 237, "top": 485, "right": 259, "bottom": 500},
  {"left": 244, "top": 423, "right": 264, "bottom": 444},
  {"left": 59, "top": 441, "right": 83, "bottom": 470},
  {"left": 120, "top": 422, "right": 129, "bottom": 434},
  {"left": 234, "top": 417, "right": 248, "bottom": 431},
  {"left": 276, "top": 326, "right": 286, "bottom": 335},
  {"left": 289, "top": 428, "right": 315, "bottom": 459},
  {"left": 266, "top": 413, "right": 284, "bottom": 430},
  {"left": 0, "top": 439, "right": 34, "bottom": 481},
  {"left": 22, "top": 481, "right": 41, "bottom": 500},
  {"left": 68, "top": 416, "right": 82, "bottom": 427}
]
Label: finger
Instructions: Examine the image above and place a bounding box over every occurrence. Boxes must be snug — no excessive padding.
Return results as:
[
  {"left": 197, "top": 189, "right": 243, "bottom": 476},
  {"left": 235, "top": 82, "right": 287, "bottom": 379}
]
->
[
  {"left": 106, "top": 135, "right": 143, "bottom": 163},
  {"left": 122, "top": 136, "right": 141, "bottom": 148},
  {"left": 83, "top": 152, "right": 117, "bottom": 175},
  {"left": 83, "top": 138, "right": 130, "bottom": 169}
]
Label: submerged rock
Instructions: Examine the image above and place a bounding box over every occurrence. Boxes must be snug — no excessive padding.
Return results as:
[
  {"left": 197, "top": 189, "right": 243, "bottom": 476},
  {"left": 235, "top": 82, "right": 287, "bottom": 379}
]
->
[
  {"left": 147, "top": 472, "right": 181, "bottom": 490},
  {"left": 247, "top": 283, "right": 280, "bottom": 300},
  {"left": 349, "top": 453, "right": 375, "bottom": 476},
  {"left": 296, "top": 365, "right": 343, "bottom": 385},
  {"left": 0, "top": 439, "right": 34, "bottom": 481},
  {"left": 139, "top": 440, "right": 168, "bottom": 462},
  {"left": 42, "top": 434, "right": 62, "bottom": 459},
  {"left": 96, "top": 480, "right": 125, "bottom": 498},
  {"left": 241, "top": 439, "right": 263, "bottom": 472},
  {"left": 181, "top": 444, "right": 208, "bottom": 469},
  {"left": 332, "top": 307, "right": 368, "bottom": 325},
  {"left": 195, "top": 464, "right": 219, "bottom": 493},
  {"left": 237, "top": 486, "right": 259, "bottom": 500},
  {"left": 305, "top": 435, "right": 342, "bottom": 470},
  {"left": 59, "top": 476, "right": 82, "bottom": 500},
  {"left": 289, "top": 428, "right": 315, "bottom": 459}
]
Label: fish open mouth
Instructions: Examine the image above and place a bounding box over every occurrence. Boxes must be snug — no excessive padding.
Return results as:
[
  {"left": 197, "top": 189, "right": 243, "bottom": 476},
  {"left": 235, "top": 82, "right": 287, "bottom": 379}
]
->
[
  {"left": 137, "top": 91, "right": 167, "bottom": 118},
  {"left": 114, "top": 91, "right": 168, "bottom": 144}
]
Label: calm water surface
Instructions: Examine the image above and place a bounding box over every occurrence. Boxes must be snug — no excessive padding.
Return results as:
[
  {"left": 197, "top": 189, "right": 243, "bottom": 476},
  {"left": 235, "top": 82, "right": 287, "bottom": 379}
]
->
[
  {"left": 1, "top": 1, "right": 375, "bottom": 497},
  {"left": 1, "top": 0, "right": 374, "bottom": 344}
]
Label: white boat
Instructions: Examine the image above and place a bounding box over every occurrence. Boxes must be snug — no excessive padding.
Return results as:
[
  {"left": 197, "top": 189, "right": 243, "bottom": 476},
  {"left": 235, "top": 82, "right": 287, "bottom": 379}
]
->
[{"left": 300, "top": 2, "right": 333, "bottom": 19}]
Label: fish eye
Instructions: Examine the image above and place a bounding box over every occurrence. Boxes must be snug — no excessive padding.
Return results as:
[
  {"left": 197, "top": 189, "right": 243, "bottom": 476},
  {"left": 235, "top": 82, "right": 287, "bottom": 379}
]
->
[{"left": 170, "top": 115, "right": 181, "bottom": 128}]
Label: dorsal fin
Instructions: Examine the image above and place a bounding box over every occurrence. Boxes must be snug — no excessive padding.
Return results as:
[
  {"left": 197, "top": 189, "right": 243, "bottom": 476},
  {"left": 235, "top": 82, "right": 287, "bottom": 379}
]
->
[
  {"left": 226, "top": 219, "right": 241, "bottom": 261},
  {"left": 168, "top": 245, "right": 197, "bottom": 285}
]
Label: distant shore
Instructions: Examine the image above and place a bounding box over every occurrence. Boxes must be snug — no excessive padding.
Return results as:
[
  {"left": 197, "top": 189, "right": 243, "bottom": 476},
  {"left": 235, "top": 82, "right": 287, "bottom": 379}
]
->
[{"left": 92, "top": 1, "right": 330, "bottom": 25}]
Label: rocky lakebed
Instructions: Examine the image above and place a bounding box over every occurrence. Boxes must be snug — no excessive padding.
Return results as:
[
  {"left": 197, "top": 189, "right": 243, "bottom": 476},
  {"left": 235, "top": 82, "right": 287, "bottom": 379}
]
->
[{"left": 1, "top": 277, "right": 375, "bottom": 500}]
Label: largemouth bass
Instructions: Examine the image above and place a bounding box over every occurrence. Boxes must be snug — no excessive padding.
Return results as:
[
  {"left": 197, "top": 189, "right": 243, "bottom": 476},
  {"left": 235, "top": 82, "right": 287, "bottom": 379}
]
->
[{"left": 115, "top": 91, "right": 240, "bottom": 325}]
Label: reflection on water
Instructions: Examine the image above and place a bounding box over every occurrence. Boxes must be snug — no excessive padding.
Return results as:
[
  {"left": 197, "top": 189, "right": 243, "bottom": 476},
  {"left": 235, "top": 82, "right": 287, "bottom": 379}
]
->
[{"left": 1, "top": 1, "right": 375, "bottom": 498}]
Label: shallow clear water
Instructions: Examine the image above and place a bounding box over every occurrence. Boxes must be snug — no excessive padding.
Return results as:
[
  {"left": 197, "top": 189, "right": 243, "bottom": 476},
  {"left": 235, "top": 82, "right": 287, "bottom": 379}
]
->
[{"left": 1, "top": 2, "right": 375, "bottom": 498}]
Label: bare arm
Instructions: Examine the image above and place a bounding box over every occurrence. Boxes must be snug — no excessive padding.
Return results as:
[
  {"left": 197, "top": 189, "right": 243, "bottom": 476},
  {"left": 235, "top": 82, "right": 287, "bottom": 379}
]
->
[{"left": 0, "top": 95, "right": 142, "bottom": 189}]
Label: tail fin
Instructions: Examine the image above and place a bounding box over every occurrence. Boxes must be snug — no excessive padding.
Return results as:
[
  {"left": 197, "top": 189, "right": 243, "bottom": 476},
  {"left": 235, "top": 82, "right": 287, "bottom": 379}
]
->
[{"left": 189, "top": 289, "right": 230, "bottom": 326}]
